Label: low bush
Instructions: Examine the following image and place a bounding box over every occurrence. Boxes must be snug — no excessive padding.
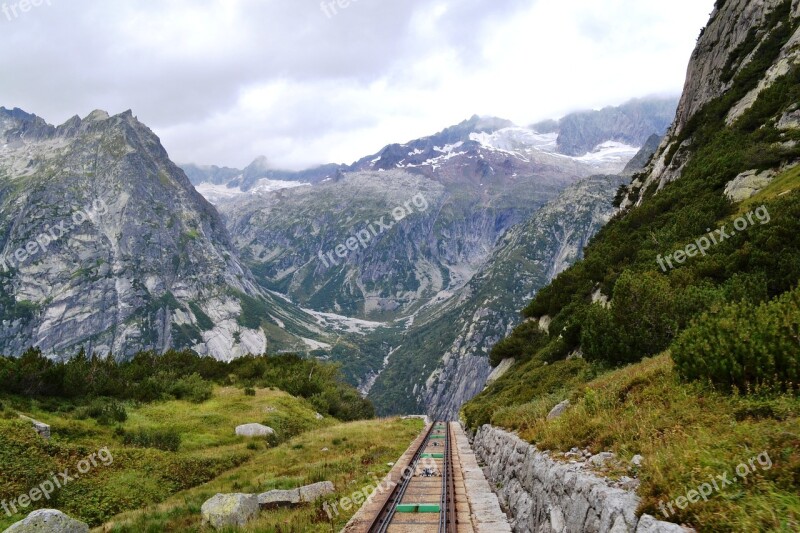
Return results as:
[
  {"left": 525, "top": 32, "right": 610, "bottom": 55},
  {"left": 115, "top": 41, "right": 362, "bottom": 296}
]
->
[
  {"left": 121, "top": 428, "right": 182, "bottom": 452},
  {"left": 672, "top": 286, "right": 800, "bottom": 392},
  {"left": 73, "top": 398, "right": 128, "bottom": 425},
  {"left": 168, "top": 373, "right": 212, "bottom": 403}
]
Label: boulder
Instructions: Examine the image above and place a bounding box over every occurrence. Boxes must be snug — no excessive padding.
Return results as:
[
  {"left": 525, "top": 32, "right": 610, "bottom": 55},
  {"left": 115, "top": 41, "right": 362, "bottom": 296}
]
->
[
  {"left": 636, "top": 514, "right": 696, "bottom": 532},
  {"left": 724, "top": 169, "right": 775, "bottom": 202},
  {"left": 299, "top": 481, "right": 335, "bottom": 502},
  {"left": 235, "top": 423, "right": 275, "bottom": 437},
  {"left": 589, "top": 451, "right": 617, "bottom": 468},
  {"left": 200, "top": 493, "right": 260, "bottom": 529},
  {"left": 258, "top": 489, "right": 301, "bottom": 509},
  {"left": 18, "top": 415, "right": 51, "bottom": 440},
  {"left": 4, "top": 509, "right": 89, "bottom": 533},
  {"left": 777, "top": 109, "right": 800, "bottom": 130},
  {"left": 547, "top": 400, "right": 571, "bottom": 420}
]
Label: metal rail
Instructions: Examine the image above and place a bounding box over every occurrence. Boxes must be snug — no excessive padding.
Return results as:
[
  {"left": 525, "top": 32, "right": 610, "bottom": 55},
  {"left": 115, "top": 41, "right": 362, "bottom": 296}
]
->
[
  {"left": 366, "top": 422, "right": 437, "bottom": 533},
  {"left": 439, "top": 422, "right": 457, "bottom": 533}
]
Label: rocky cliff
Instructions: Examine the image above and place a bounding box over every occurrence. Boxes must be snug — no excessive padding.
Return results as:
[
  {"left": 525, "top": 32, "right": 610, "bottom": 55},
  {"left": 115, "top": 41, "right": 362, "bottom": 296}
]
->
[
  {"left": 0, "top": 108, "right": 327, "bottom": 359},
  {"left": 370, "top": 174, "right": 627, "bottom": 419},
  {"left": 630, "top": 0, "right": 800, "bottom": 203}
]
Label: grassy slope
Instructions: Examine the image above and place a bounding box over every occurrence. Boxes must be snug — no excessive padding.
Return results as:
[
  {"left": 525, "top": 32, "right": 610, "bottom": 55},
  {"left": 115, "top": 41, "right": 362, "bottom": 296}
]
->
[
  {"left": 0, "top": 386, "right": 333, "bottom": 529},
  {"left": 99, "top": 418, "right": 424, "bottom": 532},
  {"left": 477, "top": 354, "right": 799, "bottom": 531}
]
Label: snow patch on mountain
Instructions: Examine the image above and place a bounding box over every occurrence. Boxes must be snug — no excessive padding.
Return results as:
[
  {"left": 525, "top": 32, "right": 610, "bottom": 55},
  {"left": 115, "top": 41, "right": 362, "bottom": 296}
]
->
[
  {"left": 195, "top": 178, "right": 310, "bottom": 204},
  {"left": 571, "top": 141, "right": 641, "bottom": 165},
  {"left": 469, "top": 128, "right": 558, "bottom": 153}
]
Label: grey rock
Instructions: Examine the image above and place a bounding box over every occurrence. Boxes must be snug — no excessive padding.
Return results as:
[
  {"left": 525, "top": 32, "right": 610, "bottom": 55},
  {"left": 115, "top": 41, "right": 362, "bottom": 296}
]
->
[
  {"left": 258, "top": 489, "right": 301, "bottom": 509},
  {"left": 724, "top": 169, "right": 775, "bottom": 202},
  {"left": 4, "top": 509, "right": 89, "bottom": 533},
  {"left": 629, "top": 0, "right": 800, "bottom": 202},
  {"left": 200, "top": 493, "right": 260, "bottom": 529},
  {"left": 631, "top": 455, "right": 644, "bottom": 468},
  {"left": 589, "top": 452, "right": 617, "bottom": 468},
  {"left": 299, "top": 481, "right": 335, "bottom": 502},
  {"left": 418, "top": 174, "right": 629, "bottom": 420},
  {"left": 777, "top": 109, "right": 800, "bottom": 130},
  {"left": 618, "top": 476, "right": 640, "bottom": 491},
  {"left": 235, "top": 423, "right": 275, "bottom": 437},
  {"left": 636, "top": 514, "right": 696, "bottom": 532},
  {"left": 547, "top": 400, "right": 571, "bottom": 420},
  {"left": 18, "top": 415, "right": 50, "bottom": 440}
]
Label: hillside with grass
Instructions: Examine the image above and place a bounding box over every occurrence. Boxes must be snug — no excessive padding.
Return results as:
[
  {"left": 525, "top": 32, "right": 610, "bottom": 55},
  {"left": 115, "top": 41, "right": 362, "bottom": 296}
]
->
[
  {"left": 463, "top": 1, "right": 800, "bottom": 530},
  {"left": 0, "top": 349, "right": 377, "bottom": 529}
]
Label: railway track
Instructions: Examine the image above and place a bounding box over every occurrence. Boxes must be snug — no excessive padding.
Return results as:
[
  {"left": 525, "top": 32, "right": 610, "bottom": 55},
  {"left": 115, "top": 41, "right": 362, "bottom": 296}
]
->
[{"left": 366, "top": 422, "right": 461, "bottom": 533}]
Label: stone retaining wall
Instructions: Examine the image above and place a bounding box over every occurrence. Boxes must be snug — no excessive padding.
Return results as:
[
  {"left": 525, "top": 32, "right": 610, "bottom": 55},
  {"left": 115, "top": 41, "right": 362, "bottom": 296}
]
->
[{"left": 470, "top": 425, "right": 693, "bottom": 533}]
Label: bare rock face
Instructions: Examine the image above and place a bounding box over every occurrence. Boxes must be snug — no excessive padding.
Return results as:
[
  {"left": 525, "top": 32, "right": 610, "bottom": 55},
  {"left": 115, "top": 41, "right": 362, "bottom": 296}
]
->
[
  {"left": 0, "top": 107, "right": 327, "bottom": 360},
  {"left": 416, "top": 174, "right": 627, "bottom": 420},
  {"left": 4, "top": 509, "right": 89, "bottom": 533},
  {"left": 673, "top": 0, "right": 800, "bottom": 136},
  {"left": 200, "top": 493, "right": 260, "bottom": 530},
  {"left": 634, "top": 0, "right": 800, "bottom": 200}
]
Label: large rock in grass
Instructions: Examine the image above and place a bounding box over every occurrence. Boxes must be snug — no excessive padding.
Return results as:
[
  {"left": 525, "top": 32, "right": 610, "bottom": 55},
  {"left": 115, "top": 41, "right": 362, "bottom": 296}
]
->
[
  {"left": 200, "top": 493, "right": 260, "bottom": 529},
  {"left": 257, "top": 482, "right": 335, "bottom": 510},
  {"left": 235, "top": 423, "right": 275, "bottom": 437},
  {"left": 724, "top": 169, "right": 775, "bottom": 202},
  {"left": 636, "top": 514, "right": 696, "bottom": 532},
  {"left": 546, "top": 400, "right": 570, "bottom": 420},
  {"left": 258, "top": 488, "right": 301, "bottom": 509},
  {"left": 4, "top": 509, "right": 89, "bottom": 533},
  {"left": 300, "top": 481, "right": 335, "bottom": 502}
]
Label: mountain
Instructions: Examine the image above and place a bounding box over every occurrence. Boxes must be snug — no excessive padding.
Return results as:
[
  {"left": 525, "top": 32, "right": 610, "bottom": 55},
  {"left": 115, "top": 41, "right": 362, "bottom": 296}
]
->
[
  {"left": 201, "top": 103, "right": 676, "bottom": 413},
  {"left": 181, "top": 158, "right": 344, "bottom": 204},
  {"left": 0, "top": 107, "right": 332, "bottom": 359},
  {"left": 531, "top": 97, "right": 678, "bottom": 156},
  {"left": 0, "top": 95, "right": 676, "bottom": 399},
  {"left": 213, "top": 110, "right": 658, "bottom": 323},
  {"left": 466, "top": 0, "right": 800, "bottom": 411}
]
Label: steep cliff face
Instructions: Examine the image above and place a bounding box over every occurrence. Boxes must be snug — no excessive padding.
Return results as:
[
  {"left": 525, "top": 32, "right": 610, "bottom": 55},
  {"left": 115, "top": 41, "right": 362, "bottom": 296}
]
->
[
  {"left": 632, "top": 0, "right": 800, "bottom": 201},
  {"left": 366, "top": 173, "right": 626, "bottom": 417},
  {"left": 0, "top": 108, "right": 325, "bottom": 359}
]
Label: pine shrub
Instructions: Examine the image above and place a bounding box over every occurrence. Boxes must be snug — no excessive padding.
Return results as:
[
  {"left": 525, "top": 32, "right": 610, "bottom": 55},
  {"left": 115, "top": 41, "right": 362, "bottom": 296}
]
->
[{"left": 672, "top": 287, "right": 800, "bottom": 392}]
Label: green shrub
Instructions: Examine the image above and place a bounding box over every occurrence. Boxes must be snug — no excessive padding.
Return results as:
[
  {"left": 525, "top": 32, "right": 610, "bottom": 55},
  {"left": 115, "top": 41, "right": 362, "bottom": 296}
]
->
[
  {"left": 489, "top": 319, "right": 547, "bottom": 366},
  {"left": 73, "top": 398, "right": 128, "bottom": 425},
  {"left": 244, "top": 387, "right": 256, "bottom": 396},
  {"left": 121, "top": 428, "right": 182, "bottom": 452},
  {"left": 672, "top": 286, "right": 800, "bottom": 391},
  {"left": 168, "top": 373, "right": 212, "bottom": 403}
]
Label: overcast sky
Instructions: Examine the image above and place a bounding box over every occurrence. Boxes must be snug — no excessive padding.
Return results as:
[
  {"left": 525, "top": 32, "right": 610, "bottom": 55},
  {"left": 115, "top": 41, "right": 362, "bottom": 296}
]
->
[{"left": 0, "top": 0, "right": 716, "bottom": 170}]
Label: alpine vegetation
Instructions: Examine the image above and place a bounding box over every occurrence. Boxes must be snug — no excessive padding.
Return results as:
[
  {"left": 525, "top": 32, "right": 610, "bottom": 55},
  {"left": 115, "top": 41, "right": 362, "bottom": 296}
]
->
[{"left": 656, "top": 204, "right": 771, "bottom": 272}]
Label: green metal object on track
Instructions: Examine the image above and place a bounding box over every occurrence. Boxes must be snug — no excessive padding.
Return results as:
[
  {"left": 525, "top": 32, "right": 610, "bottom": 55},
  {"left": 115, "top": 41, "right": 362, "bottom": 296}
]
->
[{"left": 396, "top": 503, "right": 441, "bottom": 513}]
